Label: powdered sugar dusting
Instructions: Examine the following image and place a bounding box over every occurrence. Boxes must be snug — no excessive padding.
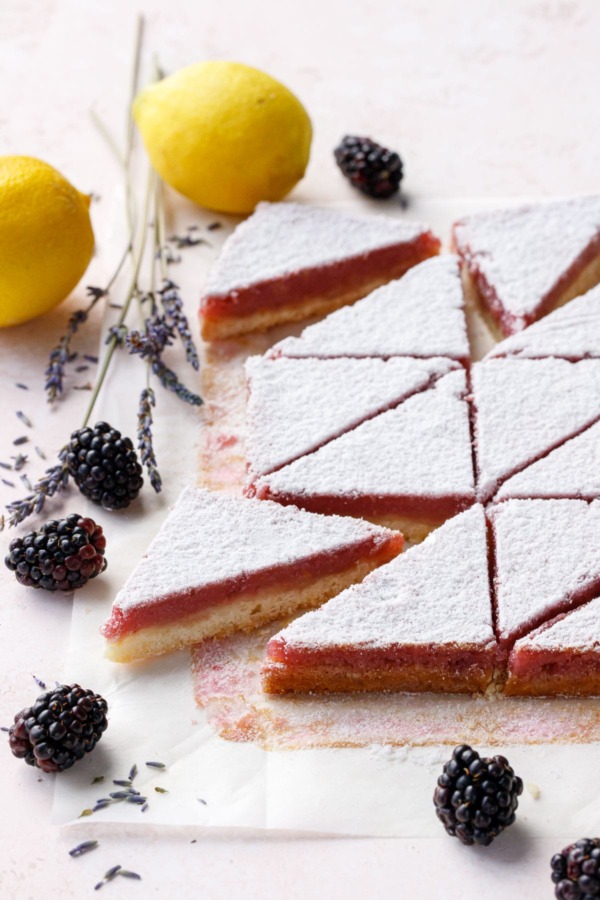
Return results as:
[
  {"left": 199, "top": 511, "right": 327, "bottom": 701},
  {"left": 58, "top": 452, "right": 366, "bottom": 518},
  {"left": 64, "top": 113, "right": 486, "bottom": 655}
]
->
[
  {"left": 245, "top": 354, "right": 457, "bottom": 478},
  {"left": 517, "top": 595, "right": 600, "bottom": 652},
  {"left": 472, "top": 358, "right": 600, "bottom": 501},
  {"left": 454, "top": 196, "right": 600, "bottom": 324},
  {"left": 497, "top": 420, "right": 600, "bottom": 500},
  {"left": 269, "top": 255, "right": 469, "bottom": 361},
  {"left": 254, "top": 369, "right": 475, "bottom": 501},
  {"left": 111, "top": 487, "right": 397, "bottom": 615},
  {"left": 490, "top": 499, "right": 600, "bottom": 644},
  {"left": 205, "top": 202, "right": 433, "bottom": 296},
  {"left": 268, "top": 505, "right": 493, "bottom": 650},
  {"left": 485, "top": 284, "right": 600, "bottom": 360}
]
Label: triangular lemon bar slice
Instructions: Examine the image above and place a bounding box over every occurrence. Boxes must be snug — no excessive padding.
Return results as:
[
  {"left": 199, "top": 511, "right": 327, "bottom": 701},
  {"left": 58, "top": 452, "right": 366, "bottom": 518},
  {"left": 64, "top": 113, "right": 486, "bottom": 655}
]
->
[
  {"left": 472, "top": 359, "right": 600, "bottom": 501},
  {"left": 453, "top": 196, "right": 600, "bottom": 337},
  {"left": 262, "top": 505, "right": 496, "bottom": 694},
  {"left": 268, "top": 255, "right": 469, "bottom": 364},
  {"left": 200, "top": 202, "right": 440, "bottom": 339},
  {"left": 506, "top": 595, "right": 600, "bottom": 696},
  {"left": 245, "top": 354, "right": 457, "bottom": 479},
  {"left": 102, "top": 488, "right": 403, "bottom": 663},
  {"left": 489, "top": 499, "right": 600, "bottom": 652},
  {"left": 485, "top": 284, "right": 600, "bottom": 361},
  {"left": 496, "top": 420, "right": 600, "bottom": 501},
  {"left": 251, "top": 370, "right": 475, "bottom": 542}
]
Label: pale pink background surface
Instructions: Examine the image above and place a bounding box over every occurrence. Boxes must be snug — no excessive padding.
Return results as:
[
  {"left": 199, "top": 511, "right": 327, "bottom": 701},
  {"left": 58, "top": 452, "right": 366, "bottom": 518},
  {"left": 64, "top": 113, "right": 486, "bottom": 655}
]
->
[{"left": 1, "top": 0, "right": 600, "bottom": 896}]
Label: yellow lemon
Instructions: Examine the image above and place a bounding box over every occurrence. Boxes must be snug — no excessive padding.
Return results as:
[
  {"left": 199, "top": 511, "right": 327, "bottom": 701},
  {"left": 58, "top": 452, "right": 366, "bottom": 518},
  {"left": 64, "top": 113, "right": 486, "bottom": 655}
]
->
[
  {"left": 0, "top": 156, "right": 94, "bottom": 328},
  {"left": 133, "top": 61, "right": 312, "bottom": 215}
]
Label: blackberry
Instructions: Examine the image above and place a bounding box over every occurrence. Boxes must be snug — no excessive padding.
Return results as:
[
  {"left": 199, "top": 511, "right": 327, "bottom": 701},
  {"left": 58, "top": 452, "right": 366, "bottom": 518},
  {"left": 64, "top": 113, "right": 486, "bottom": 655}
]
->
[
  {"left": 66, "top": 421, "right": 143, "bottom": 510},
  {"left": 4, "top": 513, "right": 106, "bottom": 591},
  {"left": 334, "top": 135, "right": 403, "bottom": 199},
  {"left": 551, "top": 838, "right": 600, "bottom": 899},
  {"left": 8, "top": 684, "right": 108, "bottom": 773},
  {"left": 433, "top": 744, "right": 523, "bottom": 846}
]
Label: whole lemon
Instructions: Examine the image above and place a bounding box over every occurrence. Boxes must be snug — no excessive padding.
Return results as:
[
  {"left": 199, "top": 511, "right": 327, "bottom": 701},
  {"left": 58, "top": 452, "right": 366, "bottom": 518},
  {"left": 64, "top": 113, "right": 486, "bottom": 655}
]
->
[
  {"left": 133, "top": 61, "right": 312, "bottom": 215},
  {"left": 0, "top": 156, "right": 94, "bottom": 328}
]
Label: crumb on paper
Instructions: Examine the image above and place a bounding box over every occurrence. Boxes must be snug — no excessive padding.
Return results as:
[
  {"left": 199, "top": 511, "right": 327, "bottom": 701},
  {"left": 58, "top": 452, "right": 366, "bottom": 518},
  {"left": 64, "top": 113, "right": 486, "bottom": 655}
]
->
[{"left": 526, "top": 782, "right": 541, "bottom": 799}]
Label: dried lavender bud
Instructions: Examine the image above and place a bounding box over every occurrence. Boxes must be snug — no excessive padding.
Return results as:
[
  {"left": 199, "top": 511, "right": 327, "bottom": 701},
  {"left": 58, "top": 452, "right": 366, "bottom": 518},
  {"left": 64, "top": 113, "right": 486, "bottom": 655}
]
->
[
  {"left": 105, "top": 324, "right": 128, "bottom": 346},
  {"left": 95, "top": 865, "right": 121, "bottom": 890},
  {"left": 167, "top": 231, "right": 207, "bottom": 248},
  {"left": 69, "top": 840, "right": 99, "bottom": 858},
  {"left": 86, "top": 286, "right": 108, "bottom": 302}
]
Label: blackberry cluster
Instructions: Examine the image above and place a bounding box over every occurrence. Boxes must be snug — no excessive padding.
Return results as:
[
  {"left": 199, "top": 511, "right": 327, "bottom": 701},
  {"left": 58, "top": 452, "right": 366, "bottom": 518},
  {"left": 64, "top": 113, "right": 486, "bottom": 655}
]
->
[
  {"left": 334, "top": 135, "right": 403, "bottom": 199},
  {"left": 8, "top": 684, "right": 108, "bottom": 773},
  {"left": 5, "top": 513, "right": 106, "bottom": 591},
  {"left": 433, "top": 744, "right": 523, "bottom": 846},
  {"left": 552, "top": 839, "right": 600, "bottom": 899},
  {"left": 66, "top": 421, "right": 143, "bottom": 510}
]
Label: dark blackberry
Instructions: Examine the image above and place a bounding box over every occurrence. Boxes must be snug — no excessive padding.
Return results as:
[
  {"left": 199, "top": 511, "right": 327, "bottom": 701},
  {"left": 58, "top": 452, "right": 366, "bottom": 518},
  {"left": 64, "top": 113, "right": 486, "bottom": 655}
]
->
[
  {"left": 551, "top": 838, "right": 600, "bottom": 898},
  {"left": 433, "top": 744, "right": 523, "bottom": 846},
  {"left": 8, "top": 684, "right": 108, "bottom": 773},
  {"left": 4, "top": 513, "right": 107, "bottom": 591},
  {"left": 66, "top": 421, "right": 143, "bottom": 510},
  {"left": 334, "top": 135, "right": 403, "bottom": 199}
]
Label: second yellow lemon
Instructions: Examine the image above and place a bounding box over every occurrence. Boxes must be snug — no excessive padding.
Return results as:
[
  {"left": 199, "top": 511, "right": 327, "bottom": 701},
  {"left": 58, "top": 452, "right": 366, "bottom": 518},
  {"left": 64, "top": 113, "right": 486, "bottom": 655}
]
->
[
  {"left": 133, "top": 61, "right": 312, "bottom": 215},
  {"left": 0, "top": 156, "right": 94, "bottom": 328}
]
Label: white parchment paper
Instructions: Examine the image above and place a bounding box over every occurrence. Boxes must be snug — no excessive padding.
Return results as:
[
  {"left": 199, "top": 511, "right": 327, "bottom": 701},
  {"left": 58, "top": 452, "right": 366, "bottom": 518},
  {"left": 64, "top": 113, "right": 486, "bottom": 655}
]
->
[{"left": 43, "top": 197, "right": 600, "bottom": 837}]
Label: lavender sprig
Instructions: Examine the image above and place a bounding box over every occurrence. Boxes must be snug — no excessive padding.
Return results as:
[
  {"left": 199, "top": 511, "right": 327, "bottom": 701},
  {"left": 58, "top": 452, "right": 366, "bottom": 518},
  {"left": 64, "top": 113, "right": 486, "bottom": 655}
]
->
[
  {"left": 151, "top": 357, "right": 202, "bottom": 406},
  {"left": 44, "top": 290, "right": 106, "bottom": 402},
  {"left": 159, "top": 280, "right": 199, "bottom": 370},
  {"left": 137, "top": 388, "right": 161, "bottom": 493},
  {"left": 2, "top": 451, "right": 69, "bottom": 530}
]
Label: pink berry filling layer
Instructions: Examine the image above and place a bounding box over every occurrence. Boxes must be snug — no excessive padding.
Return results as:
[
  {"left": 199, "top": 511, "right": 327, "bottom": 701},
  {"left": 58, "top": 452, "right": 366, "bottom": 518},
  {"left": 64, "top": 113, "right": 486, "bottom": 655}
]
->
[
  {"left": 249, "top": 487, "right": 474, "bottom": 527},
  {"left": 460, "top": 232, "right": 600, "bottom": 336},
  {"left": 200, "top": 234, "right": 440, "bottom": 322},
  {"left": 101, "top": 534, "right": 403, "bottom": 643}
]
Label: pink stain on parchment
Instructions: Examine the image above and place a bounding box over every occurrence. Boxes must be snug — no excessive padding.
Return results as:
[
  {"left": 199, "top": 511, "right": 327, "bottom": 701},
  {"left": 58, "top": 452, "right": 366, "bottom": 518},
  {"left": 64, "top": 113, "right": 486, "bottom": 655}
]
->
[
  {"left": 194, "top": 335, "right": 600, "bottom": 750},
  {"left": 191, "top": 619, "right": 600, "bottom": 750}
]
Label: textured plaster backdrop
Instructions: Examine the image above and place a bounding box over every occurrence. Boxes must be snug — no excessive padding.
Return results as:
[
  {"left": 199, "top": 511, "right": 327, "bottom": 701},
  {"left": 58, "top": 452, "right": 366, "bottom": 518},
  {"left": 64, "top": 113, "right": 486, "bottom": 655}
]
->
[{"left": 0, "top": 0, "right": 599, "bottom": 897}]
